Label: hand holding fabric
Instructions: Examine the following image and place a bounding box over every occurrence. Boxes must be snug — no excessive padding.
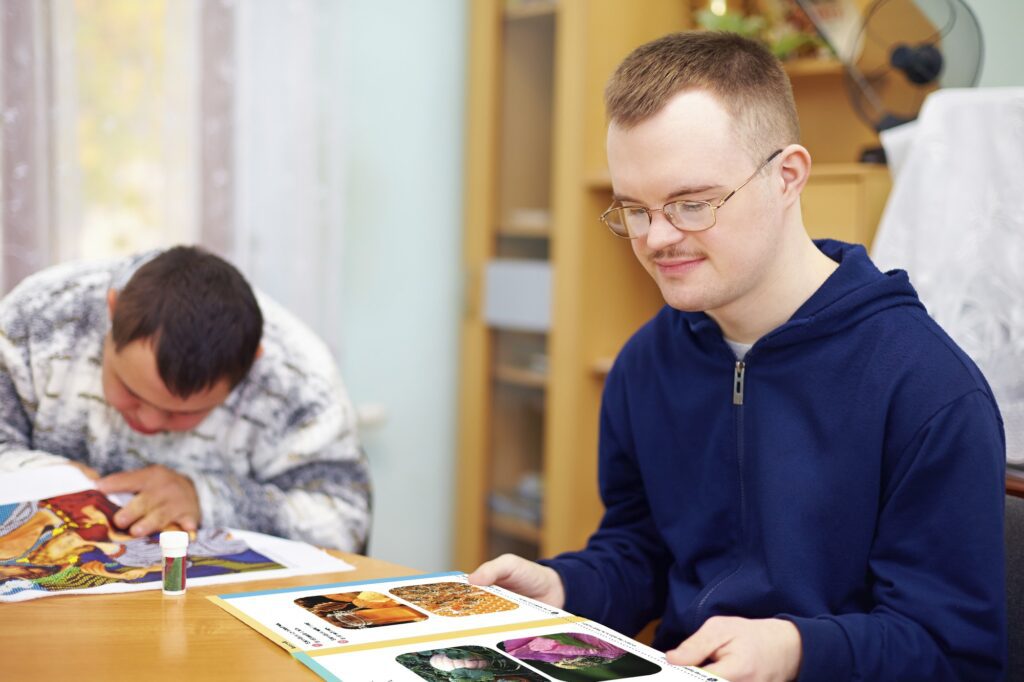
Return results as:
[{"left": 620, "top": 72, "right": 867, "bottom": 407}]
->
[{"left": 96, "top": 464, "right": 200, "bottom": 537}]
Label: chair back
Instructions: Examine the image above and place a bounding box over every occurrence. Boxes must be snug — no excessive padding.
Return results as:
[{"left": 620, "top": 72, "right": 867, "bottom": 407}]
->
[{"left": 1007, "top": 494, "right": 1024, "bottom": 681}]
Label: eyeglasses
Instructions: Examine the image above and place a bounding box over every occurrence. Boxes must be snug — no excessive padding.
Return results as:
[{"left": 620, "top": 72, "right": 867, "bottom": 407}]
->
[{"left": 600, "top": 149, "right": 783, "bottom": 239}]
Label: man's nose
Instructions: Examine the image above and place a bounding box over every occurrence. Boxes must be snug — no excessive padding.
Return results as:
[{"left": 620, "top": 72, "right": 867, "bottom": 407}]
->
[{"left": 643, "top": 209, "right": 686, "bottom": 252}]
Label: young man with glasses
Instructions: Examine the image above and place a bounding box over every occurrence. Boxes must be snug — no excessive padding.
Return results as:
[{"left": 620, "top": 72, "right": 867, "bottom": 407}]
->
[
  {"left": 471, "top": 32, "right": 1005, "bottom": 680},
  {"left": 0, "top": 246, "right": 370, "bottom": 551}
]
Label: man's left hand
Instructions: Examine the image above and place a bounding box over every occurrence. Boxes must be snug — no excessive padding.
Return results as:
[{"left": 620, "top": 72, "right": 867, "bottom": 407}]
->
[
  {"left": 95, "top": 465, "right": 201, "bottom": 537},
  {"left": 666, "top": 616, "right": 802, "bottom": 682}
]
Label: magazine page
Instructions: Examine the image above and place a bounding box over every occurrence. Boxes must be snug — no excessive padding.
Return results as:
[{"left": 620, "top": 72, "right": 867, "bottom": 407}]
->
[
  {"left": 210, "top": 571, "right": 727, "bottom": 681},
  {"left": 210, "top": 571, "right": 568, "bottom": 652},
  {"left": 296, "top": 618, "right": 725, "bottom": 682}
]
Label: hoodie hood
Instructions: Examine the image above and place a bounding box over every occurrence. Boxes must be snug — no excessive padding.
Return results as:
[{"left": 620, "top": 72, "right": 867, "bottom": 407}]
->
[{"left": 683, "top": 239, "right": 926, "bottom": 349}]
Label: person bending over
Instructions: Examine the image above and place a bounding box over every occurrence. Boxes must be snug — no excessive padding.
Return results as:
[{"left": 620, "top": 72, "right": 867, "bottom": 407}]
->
[{"left": 0, "top": 246, "right": 370, "bottom": 551}]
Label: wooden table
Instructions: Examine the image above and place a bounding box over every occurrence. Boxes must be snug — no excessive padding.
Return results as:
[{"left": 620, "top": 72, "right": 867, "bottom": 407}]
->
[{"left": 0, "top": 552, "right": 416, "bottom": 680}]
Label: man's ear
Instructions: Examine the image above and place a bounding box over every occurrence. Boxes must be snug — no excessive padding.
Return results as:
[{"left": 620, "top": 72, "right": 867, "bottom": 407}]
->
[
  {"left": 778, "top": 144, "right": 812, "bottom": 208},
  {"left": 106, "top": 289, "right": 118, "bottom": 319},
  {"left": 255, "top": 344, "right": 264, "bottom": 360}
]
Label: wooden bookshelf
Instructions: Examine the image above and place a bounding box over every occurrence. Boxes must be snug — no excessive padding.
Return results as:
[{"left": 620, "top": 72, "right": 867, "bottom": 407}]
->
[
  {"left": 783, "top": 57, "right": 844, "bottom": 77},
  {"left": 490, "top": 513, "right": 543, "bottom": 544},
  {"left": 494, "top": 365, "right": 547, "bottom": 389},
  {"left": 503, "top": 0, "right": 557, "bottom": 20}
]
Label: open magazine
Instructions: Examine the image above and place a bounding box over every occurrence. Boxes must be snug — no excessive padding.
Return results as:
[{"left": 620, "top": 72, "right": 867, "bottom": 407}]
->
[{"left": 210, "top": 571, "right": 727, "bottom": 682}]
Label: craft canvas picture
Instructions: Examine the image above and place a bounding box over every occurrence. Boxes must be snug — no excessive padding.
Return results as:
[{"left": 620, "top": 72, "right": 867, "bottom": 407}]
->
[{"left": 0, "top": 488, "right": 282, "bottom": 600}]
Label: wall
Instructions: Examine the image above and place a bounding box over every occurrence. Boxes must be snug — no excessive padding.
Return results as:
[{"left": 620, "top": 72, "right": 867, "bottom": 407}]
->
[
  {"left": 969, "top": 0, "right": 1024, "bottom": 87},
  {"left": 336, "top": 0, "right": 467, "bottom": 571}
]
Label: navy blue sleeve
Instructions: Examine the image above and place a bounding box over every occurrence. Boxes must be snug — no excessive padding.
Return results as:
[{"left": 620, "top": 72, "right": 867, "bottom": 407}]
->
[
  {"left": 540, "top": 361, "right": 672, "bottom": 637},
  {"left": 783, "top": 389, "right": 1007, "bottom": 680}
]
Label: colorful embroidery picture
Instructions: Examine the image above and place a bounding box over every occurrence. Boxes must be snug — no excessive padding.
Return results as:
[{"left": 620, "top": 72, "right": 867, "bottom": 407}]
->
[
  {"left": 498, "top": 632, "right": 662, "bottom": 681},
  {"left": 294, "top": 591, "right": 428, "bottom": 629},
  {"left": 0, "top": 489, "right": 282, "bottom": 600},
  {"left": 389, "top": 582, "right": 518, "bottom": 617},
  {"left": 396, "top": 645, "right": 547, "bottom": 681}
]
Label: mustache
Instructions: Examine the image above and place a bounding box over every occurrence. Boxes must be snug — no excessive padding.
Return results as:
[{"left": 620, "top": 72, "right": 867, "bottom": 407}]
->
[{"left": 651, "top": 247, "right": 706, "bottom": 261}]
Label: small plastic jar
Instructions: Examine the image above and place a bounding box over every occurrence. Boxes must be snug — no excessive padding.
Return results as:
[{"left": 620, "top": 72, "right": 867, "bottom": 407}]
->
[{"left": 159, "top": 531, "right": 189, "bottom": 596}]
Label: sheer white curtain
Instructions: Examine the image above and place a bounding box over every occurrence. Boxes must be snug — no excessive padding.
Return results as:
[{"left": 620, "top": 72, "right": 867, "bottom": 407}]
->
[
  {"left": 0, "top": 0, "right": 346, "bottom": 354},
  {"left": 1, "top": 0, "right": 59, "bottom": 290},
  {"left": 231, "top": 0, "right": 347, "bottom": 354},
  {"left": 1, "top": 0, "right": 201, "bottom": 283}
]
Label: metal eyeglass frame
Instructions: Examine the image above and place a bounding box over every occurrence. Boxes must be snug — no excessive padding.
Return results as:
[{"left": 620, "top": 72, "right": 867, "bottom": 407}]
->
[{"left": 600, "top": 148, "right": 784, "bottom": 239}]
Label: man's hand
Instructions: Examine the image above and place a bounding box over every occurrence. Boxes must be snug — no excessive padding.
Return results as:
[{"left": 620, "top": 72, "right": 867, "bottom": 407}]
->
[
  {"left": 468, "top": 553, "right": 565, "bottom": 608},
  {"left": 666, "top": 616, "right": 802, "bottom": 682},
  {"left": 95, "top": 465, "right": 201, "bottom": 537}
]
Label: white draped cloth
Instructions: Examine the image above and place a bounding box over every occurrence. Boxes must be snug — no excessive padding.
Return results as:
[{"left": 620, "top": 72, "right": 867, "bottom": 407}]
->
[{"left": 872, "top": 88, "right": 1024, "bottom": 465}]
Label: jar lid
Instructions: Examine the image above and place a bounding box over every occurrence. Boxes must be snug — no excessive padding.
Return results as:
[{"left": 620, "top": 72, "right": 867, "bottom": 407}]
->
[{"left": 159, "top": 530, "right": 190, "bottom": 550}]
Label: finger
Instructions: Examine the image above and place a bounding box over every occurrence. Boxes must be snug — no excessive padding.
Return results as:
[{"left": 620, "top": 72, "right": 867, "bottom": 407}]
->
[
  {"left": 667, "top": 645, "right": 710, "bottom": 667},
  {"left": 129, "top": 506, "right": 172, "bottom": 538},
  {"left": 95, "top": 469, "right": 148, "bottom": 494},
  {"left": 129, "top": 479, "right": 201, "bottom": 534},
  {"left": 128, "top": 518, "right": 155, "bottom": 537},
  {"left": 467, "top": 556, "right": 510, "bottom": 586},
  {"left": 666, "top": 618, "right": 733, "bottom": 667},
  {"left": 471, "top": 553, "right": 529, "bottom": 587},
  {"left": 112, "top": 494, "right": 149, "bottom": 530},
  {"left": 173, "top": 511, "right": 199, "bottom": 533},
  {"left": 700, "top": 661, "right": 739, "bottom": 681}
]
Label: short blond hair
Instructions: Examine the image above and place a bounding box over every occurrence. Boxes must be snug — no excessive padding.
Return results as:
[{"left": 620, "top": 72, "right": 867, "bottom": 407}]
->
[{"left": 606, "top": 31, "right": 800, "bottom": 159}]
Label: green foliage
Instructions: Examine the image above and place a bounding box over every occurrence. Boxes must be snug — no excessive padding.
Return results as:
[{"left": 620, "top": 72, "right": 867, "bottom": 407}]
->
[
  {"left": 542, "top": 634, "right": 596, "bottom": 649},
  {"left": 695, "top": 10, "right": 767, "bottom": 38},
  {"left": 448, "top": 670, "right": 495, "bottom": 680},
  {"left": 694, "top": 7, "right": 824, "bottom": 61},
  {"left": 769, "top": 31, "right": 822, "bottom": 59}
]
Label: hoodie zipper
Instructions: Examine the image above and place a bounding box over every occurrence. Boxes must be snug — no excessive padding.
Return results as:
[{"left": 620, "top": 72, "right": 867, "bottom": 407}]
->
[
  {"left": 693, "top": 359, "right": 748, "bottom": 630},
  {"left": 732, "top": 360, "right": 745, "bottom": 405}
]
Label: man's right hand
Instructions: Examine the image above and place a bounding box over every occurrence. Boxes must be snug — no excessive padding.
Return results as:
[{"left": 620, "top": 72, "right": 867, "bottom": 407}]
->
[{"left": 468, "top": 553, "right": 566, "bottom": 609}]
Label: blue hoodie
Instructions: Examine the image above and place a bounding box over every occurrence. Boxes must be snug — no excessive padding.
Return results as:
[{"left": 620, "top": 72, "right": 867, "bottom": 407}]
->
[{"left": 543, "top": 241, "right": 1006, "bottom": 680}]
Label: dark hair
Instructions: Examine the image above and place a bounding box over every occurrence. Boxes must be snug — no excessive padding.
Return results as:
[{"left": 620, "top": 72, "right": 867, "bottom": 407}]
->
[
  {"left": 111, "top": 246, "right": 263, "bottom": 397},
  {"left": 605, "top": 31, "right": 800, "bottom": 159}
]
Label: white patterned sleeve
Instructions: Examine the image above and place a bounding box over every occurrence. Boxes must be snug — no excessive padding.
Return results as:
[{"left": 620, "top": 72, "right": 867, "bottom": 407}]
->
[{"left": 0, "top": 296, "right": 72, "bottom": 473}]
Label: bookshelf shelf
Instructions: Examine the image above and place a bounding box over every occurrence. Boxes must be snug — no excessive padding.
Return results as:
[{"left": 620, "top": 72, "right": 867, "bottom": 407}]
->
[
  {"left": 489, "top": 512, "right": 543, "bottom": 544},
  {"left": 783, "top": 57, "right": 844, "bottom": 77},
  {"left": 494, "top": 365, "right": 548, "bottom": 389},
  {"left": 503, "top": 0, "right": 557, "bottom": 20}
]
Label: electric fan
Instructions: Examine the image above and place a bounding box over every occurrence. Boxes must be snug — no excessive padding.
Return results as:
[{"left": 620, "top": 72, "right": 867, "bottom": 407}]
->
[{"left": 795, "top": 0, "right": 984, "bottom": 162}]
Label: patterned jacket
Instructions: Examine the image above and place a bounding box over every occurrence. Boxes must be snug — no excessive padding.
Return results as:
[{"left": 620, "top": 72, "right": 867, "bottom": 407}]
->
[{"left": 0, "top": 253, "right": 371, "bottom": 551}]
